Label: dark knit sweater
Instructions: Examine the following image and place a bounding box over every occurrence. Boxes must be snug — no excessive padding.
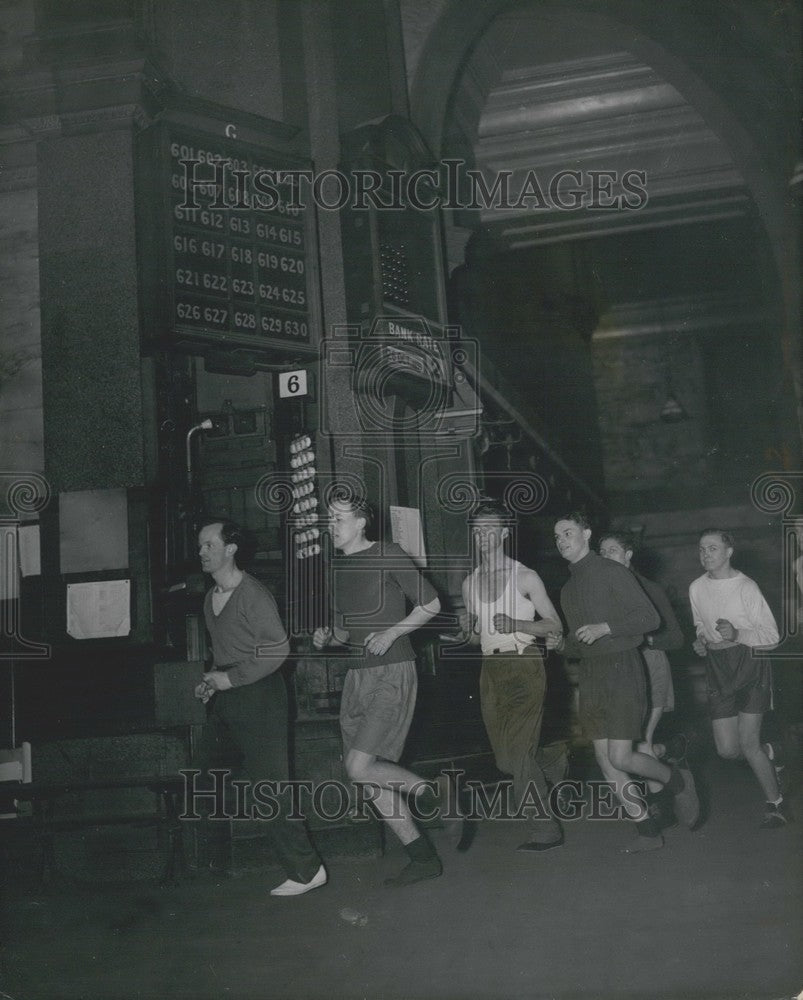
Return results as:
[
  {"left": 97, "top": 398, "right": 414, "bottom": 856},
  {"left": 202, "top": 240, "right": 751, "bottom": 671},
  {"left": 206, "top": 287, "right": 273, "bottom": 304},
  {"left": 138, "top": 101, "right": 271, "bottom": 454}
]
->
[
  {"left": 203, "top": 572, "right": 289, "bottom": 686},
  {"left": 332, "top": 541, "right": 437, "bottom": 668},
  {"left": 633, "top": 570, "right": 684, "bottom": 652},
  {"left": 559, "top": 551, "right": 660, "bottom": 659}
]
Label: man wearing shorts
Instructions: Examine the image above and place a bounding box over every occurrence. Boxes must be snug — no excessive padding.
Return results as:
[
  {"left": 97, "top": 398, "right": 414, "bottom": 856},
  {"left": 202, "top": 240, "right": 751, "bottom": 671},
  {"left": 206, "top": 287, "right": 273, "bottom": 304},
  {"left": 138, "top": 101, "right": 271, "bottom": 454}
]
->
[
  {"left": 314, "top": 493, "right": 442, "bottom": 886},
  {"left": 599, "top": 532, "right": 683, "bottom": 755},
  {"left": 460, "top": 500, "right": 568, "bottom": 851},
  {"left": 689, "top": 529, "right": 786, "bottom": 827},
  {"left": 547, "top": 513, "right": 700, "bottom": 852}
]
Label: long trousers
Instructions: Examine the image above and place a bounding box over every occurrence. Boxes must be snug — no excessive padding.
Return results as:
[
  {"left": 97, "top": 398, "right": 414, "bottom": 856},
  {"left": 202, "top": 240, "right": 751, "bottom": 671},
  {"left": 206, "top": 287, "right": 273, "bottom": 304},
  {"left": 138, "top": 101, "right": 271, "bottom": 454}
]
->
[
  {"left": 195, "top": 672, "right": 320, "bottom": 882},
  {"left": 480, "top": 650, "right": 566, "bottom": 842}
]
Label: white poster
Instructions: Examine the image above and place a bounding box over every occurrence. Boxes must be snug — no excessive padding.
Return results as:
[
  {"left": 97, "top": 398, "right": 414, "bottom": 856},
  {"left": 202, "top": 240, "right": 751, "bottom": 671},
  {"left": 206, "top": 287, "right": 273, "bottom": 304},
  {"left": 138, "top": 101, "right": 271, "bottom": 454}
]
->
[
  {"left": 66, "top": 579, "right": 131, "bottom": 639},
  {"left": 18, "top": 524, "right": 41, "bottom": 577},
  {"left": 389, "top": 505, "right": 427, "bottom": 567}
]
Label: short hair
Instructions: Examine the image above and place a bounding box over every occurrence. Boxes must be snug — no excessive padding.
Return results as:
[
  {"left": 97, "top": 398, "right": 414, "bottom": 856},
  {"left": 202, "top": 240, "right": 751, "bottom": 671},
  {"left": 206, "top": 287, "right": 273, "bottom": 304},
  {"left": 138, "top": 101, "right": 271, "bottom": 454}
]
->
[
  {"left": 471, "top": 498, "right": 514, "bottom": 526},
  {"left": 197, "top": 517, "right": 251, "bottom": 566},
  {"left": 699, "top": 528, "right": 734, "bottom": 548},
  {"left": 555, "top": 510, "right": 591, "bottom": 532},
  {"left": 327, "top": 484, "right": 375, "bottom": 537},
  {"left": 599, "top": 530, "right": 636, "bottom": 554}
]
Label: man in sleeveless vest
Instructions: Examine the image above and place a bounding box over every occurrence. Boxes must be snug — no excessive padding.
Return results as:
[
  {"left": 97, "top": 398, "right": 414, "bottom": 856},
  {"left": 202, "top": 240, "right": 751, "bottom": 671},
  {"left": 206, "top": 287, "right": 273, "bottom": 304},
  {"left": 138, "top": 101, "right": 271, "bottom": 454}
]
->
[{"left": 460, "top": 500, "right": 568, "bottom": 851}]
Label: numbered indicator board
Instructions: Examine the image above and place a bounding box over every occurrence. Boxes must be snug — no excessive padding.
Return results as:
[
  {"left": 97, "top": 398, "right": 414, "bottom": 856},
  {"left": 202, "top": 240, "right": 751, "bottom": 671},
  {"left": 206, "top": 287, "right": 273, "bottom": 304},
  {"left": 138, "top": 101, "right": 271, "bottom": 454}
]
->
[{"left": 144, "top": 123, "right": 319, "bottom": 354}]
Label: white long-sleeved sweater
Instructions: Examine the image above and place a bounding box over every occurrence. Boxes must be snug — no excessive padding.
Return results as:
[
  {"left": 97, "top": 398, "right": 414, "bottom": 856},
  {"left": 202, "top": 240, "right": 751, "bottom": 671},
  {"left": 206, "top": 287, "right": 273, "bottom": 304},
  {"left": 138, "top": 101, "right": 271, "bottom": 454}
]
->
[{"left": 688, "top": 571, "right": 779, "bottom": 650}]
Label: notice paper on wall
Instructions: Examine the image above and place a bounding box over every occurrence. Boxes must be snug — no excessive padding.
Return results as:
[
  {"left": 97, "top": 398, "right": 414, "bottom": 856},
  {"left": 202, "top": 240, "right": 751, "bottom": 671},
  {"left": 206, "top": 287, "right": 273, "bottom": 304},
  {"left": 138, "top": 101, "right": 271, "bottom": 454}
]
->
[
  {"left": 18, "top": 524, "right": 41, "bottom": 577},
  {"left": 389, "top": 506, "right": 427, "bottom": 567},
  {"left": 66, "top": 579, "right": 131, "bottom": 639}
]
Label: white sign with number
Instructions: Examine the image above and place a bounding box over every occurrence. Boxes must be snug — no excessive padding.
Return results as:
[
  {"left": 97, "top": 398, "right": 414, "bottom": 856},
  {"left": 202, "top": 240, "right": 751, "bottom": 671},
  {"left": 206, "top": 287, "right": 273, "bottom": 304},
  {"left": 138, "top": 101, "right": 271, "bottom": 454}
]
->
[{"left": 278, "top": 369, "right": 308, "bottom": 398}]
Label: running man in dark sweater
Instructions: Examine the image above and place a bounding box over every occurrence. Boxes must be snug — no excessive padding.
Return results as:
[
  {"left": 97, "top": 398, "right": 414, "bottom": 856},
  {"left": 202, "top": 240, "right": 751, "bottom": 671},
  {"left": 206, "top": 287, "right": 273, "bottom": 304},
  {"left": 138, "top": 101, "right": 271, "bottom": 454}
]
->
[
  {"left": 313, "top": 494, "right": 443, "bottom": 887},
  {"left": 547, "top": 513, "right": 699, "bottom": 852},
  {"left": 599, "top": 531, "right": 683, "bottom": 761}
]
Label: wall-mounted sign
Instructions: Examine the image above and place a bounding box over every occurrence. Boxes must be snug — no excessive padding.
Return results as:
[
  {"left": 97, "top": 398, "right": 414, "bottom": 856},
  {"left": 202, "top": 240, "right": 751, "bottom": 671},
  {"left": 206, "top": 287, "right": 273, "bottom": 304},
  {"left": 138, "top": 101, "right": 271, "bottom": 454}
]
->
[
  {"left": 137, "top": 120, "right": 320, "bottom": 357},
  {"left": 279, "top": 369, "right": 308, "bottom": 398},
  {"left": 365, "top": 315, "right": 451, "bottom": 389}
]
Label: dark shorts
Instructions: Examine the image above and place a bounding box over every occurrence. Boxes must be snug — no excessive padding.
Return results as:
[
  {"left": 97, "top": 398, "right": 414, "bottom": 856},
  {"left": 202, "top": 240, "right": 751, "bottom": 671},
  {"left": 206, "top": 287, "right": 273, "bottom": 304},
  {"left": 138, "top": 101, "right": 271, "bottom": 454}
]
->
[
  {"left": 577, "top": 648, "right": 647, "bottom": 742},
  {"left": 705, "top": 644, "right": 772, "bottom": 719},
  {"left": 643, "top": 647, "right": 675, "bottom": 712},
  {"left": 340, "top": 660, "right": 417, "bottom": 762}
]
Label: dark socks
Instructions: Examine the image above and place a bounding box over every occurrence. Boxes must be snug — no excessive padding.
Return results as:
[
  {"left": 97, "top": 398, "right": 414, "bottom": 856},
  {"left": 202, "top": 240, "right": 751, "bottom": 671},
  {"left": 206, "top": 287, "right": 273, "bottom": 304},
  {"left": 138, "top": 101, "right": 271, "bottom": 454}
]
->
[
  {"left": 636, "top": 815, "right": 661, "bottom": 839},
  {"left": 384, "top": 835, "right": 442, "bottom": 887},
  {"left": 619, "top": 814, "right": 664, "bottom": 853},
  {"left": 665, "top": 765, "right": 685, "bottom": 795},
  {"left": 405, "top": 834, "right": 438, "bottom": 862}
]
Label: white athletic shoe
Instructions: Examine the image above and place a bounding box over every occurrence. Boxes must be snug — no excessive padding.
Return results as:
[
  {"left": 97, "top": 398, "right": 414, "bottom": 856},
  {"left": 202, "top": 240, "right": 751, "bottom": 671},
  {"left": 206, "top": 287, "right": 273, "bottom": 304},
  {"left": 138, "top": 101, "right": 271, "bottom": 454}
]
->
[{"left": 270, "top": 864, "right": 328, "bottom": 897}]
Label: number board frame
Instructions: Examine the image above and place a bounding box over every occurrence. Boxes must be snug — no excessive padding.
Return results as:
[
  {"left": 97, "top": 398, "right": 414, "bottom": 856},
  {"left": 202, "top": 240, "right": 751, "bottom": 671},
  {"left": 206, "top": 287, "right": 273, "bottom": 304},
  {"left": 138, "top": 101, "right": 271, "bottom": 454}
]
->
[{"left": 136, "top": 112, "right": 321, "bottom": 359}]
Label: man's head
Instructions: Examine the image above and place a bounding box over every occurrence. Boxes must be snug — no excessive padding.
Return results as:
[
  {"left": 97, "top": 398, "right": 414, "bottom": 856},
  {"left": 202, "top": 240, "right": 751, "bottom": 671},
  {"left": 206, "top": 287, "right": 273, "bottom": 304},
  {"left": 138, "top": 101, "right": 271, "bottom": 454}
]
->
[
  {"left": 599, "top": 530, "right": 635, "bottom": 569},
  {"left": 470, "top": 500, "right": 513, "bottom": 559},
  {"left": 698, "top": 528, "right": 734, "bottom": 577},
  {"left": 198, "top": 519, "right": 243, "bottom": 574},
  {"left": 554, "top": 512, "right": 592, "bottom": 564},
  {"left": 327, "top": 489, "right": 374, "bottom": 553}
]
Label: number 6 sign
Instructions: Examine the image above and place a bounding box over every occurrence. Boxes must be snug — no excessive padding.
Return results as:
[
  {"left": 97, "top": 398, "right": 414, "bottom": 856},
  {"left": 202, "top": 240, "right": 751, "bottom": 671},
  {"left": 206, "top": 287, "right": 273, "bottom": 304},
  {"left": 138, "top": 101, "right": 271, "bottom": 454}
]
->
[{"left": 278, "top": 369, "right": 308, "bottom": 398}]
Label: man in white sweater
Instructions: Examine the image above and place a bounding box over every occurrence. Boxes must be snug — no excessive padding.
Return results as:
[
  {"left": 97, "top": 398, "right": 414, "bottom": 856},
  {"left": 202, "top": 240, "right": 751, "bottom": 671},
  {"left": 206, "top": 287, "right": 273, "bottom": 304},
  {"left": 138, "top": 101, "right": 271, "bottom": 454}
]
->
[{"left": 689, "top": 529, "right": 786, "bottom": 827}]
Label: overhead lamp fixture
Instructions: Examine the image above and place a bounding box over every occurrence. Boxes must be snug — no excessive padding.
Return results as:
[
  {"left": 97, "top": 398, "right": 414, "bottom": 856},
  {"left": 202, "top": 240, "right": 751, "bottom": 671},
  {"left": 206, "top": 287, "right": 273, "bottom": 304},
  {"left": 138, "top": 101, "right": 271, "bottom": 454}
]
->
[
  {"left": 660, "top": 386, "right": 688, "bottom": 423},
  {"left": 658, "top": 316, "right": 688, "bottom": 423}
]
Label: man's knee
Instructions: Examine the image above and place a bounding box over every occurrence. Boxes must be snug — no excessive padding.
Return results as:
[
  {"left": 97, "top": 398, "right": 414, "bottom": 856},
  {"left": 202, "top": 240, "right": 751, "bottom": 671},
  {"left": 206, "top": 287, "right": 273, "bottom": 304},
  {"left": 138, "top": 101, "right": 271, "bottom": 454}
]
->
[
  {"left": 737, "top": 732, "right": 761, "bottom": 757},
  {"left": 712, "top": 717, "right": 742, "bottom": 760},
  {"left": 345, "top": 759, "right": 366, "bottom": 782},
  {"left": 607, "top": 744, "right": 633, "bottom": 771},
  {"left": 345, "top": 753, "right": 375, "bottom": 783},
  {"left": 713, "top": 736, "right": 742, "bottom": 760}
]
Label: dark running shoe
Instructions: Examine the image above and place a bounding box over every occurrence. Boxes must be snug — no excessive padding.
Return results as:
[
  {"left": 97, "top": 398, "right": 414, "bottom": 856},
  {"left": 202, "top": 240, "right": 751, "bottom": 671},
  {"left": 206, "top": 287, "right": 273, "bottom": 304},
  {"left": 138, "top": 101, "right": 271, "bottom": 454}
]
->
[
  {"left": 648, "top": 793, "right": 677, "bottom": 831},
  {"left": 384, "top": 856, "right": 443, "bottom": 887},
  {"left": 761, "top": 800, "right": 791, "bottom": 829},
  {"left": 663, "top": 733, "right": 690, "bottom": 766},
  {"left": 516, "top": 830, "right": 564, "bottom": 853},
  {"left": 672, "top": 767, "right": 700, "bottom": 829}
]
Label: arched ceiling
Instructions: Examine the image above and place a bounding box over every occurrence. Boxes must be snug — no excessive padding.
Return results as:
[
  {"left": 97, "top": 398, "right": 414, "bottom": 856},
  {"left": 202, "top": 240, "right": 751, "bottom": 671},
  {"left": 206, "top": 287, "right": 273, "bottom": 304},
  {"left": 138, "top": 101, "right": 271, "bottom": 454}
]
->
[{"left": 442, "top": 9, "right": 749, "bottom": 251}]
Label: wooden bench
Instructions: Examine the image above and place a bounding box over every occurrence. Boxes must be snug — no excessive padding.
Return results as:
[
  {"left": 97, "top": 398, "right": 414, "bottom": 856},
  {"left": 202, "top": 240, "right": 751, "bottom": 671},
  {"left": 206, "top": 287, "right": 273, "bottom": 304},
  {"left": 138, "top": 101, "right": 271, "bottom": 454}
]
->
[{"left": 6, "top": 775, "right": 188, "bottom": 885}]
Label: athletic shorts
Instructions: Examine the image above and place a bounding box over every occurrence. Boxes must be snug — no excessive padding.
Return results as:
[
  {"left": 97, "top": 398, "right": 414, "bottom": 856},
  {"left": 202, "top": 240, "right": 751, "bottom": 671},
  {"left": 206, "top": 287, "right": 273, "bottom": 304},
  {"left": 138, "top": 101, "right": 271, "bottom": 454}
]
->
[
  {"left": 705, "top": 644, "right": 772, "bottom": 719},
  {"left": 339, "top": 660, "right": 418, "bottom": 762},
  {"left": 577, "top": 648, "right": 647, "bottom": 741},
  {"left": 642, "top": 647, "right": 675, "bottom": 712}
]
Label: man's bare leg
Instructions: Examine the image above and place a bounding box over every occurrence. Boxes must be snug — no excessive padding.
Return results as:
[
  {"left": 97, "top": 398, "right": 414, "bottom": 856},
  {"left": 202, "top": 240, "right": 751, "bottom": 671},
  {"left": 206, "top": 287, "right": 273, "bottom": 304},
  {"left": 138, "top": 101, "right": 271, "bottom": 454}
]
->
[
  {"left": 735, "top": 714, "right": 779, "bottom": 801},
  {"left": 711, "top": 714, "right": 787, "bottom": 826},
  {"left": 639, "top": 707, "right": 665, "bottom": 793},
  {"left": 346, "top": 749, "right": 442, "bottom": 884},
  {"left": 593, "top": 739, "right": 662, "bottom": 853}
]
